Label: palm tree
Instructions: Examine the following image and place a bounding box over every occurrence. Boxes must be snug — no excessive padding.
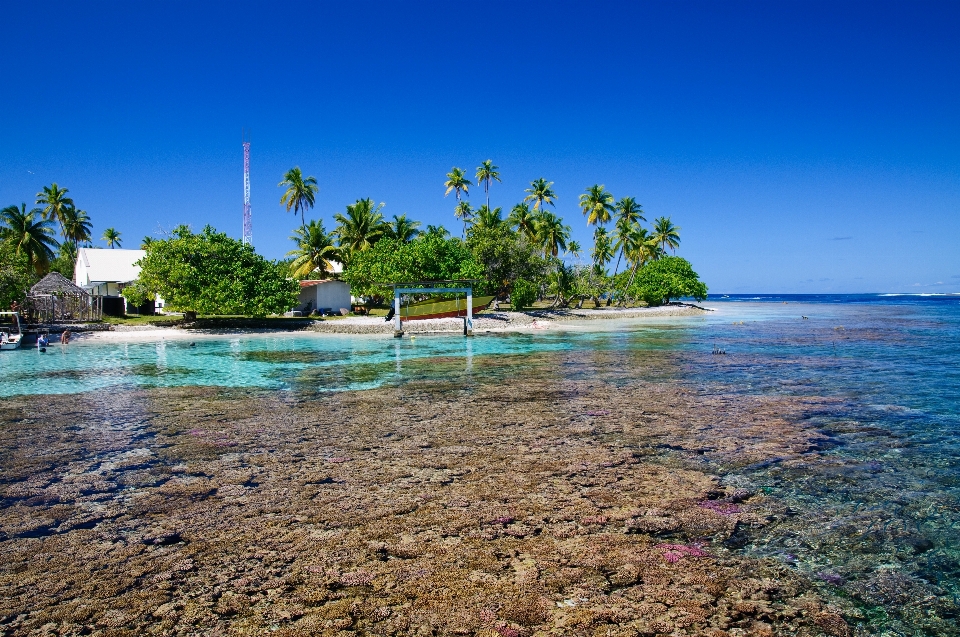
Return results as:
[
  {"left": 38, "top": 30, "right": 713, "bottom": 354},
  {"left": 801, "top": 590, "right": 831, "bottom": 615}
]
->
[
  {"left": 278, "top": 167, "right": 319, "bottom": 230},
  {"left": 622, "top": 226, "right": 659, "bottom": 299},
  {"left": 454, "top": 201, "right": 474, "bottom": 237},
  {"left": 534, "top": 211, "right": 571, "bottom": 257},
  {"left": 507, "top": 202, "right": 537, "bottom": 242},
  {"left": 591, "top": 226, "right": 614, "bottom": 272},
  {"left": 652, "top": 216, "right": 681, "bottom": 254},
  {"left": 467, "top": 205, "right": 504, "bottom": 239},
  {"left": 62, "top": 206, "right": 92, "bottom": 251},
  {"left": 567, "top": 240, "right": 582, "bottom": 260},
  {"left": 36, "top": 183, "right": 74, "bottom": 238},
  {"left": 287, "top": 219, "right": 341, "bottom": 279},
  {"left": 579, "top": 184, "right": 615, "bottom": 226},
  {"left": 141, "top": 236, "right": 155, "bottom": 249},
  {"left": 384, "top": 214, "right": 421, "bottom": 243},
  {"left": 523, "top": 178, "right": 557, "bottom": 211},
  {"left": 611, "top": 197, "right": 645, "bottom": 276},
  {"left": 0, "top": 203, "right": 60, "bottom": 274},
  {"left": 333, "top": 198, "right": 387, "bottom": 253},
  {"left": 424, "top": 224, "right": 450, "bottom": 238},
  {"left": 444, "top": 167, "right": 473, "bottom": 237},
  {"left": 102, "top": 227, "right": 122, "bottom": 248},
  {"left": 475, "top": 160, "right": 501, "bottom": 211}
]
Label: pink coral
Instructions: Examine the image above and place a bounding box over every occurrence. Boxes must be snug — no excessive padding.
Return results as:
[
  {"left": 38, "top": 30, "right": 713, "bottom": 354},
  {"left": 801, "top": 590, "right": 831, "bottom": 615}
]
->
[
  {"left": 657, "top": 543, "right": 710, "bottom": 563},
  {"left": 699, "top": 500, "right": 742, "bottom": 515}
]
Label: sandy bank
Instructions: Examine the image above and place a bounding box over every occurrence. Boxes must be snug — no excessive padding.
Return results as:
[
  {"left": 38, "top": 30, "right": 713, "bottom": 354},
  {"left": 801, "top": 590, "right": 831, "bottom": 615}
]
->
[
  {"left": 70, "top": 305, "right": 710, "bottom": 342},
  {"left": 307, "top": 304, "right": 709, "bottom": 335}
]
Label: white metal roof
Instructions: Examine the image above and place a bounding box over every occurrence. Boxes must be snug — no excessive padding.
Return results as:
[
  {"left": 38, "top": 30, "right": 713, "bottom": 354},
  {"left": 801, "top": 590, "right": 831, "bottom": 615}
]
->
[{"left": 75, "top": 248, "right": 146, "bottom": 286}]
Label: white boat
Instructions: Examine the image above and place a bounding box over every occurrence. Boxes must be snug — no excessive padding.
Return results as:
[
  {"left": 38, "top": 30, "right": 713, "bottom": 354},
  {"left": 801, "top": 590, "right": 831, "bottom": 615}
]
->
[{"left": 0, "top": 311, "right": 23, "bottom": 351}]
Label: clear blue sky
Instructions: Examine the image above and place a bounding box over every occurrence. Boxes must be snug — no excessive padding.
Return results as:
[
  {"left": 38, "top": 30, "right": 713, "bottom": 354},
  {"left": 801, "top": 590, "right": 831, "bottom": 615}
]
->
[{"left": 2, "top": 1, "right": 958, "bottom": 293}]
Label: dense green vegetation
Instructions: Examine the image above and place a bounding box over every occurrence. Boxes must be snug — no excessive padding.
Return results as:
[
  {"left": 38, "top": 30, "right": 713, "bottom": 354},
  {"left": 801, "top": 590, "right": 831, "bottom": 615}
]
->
[
  {"left": 0, "top": 183, "right": 97, "bottom": 306},
  {"left": 124, "top": 225, "right": 298, "bottom": 318},
  {"left": 284, "top": 160, "right": 707, "bottom": 307}
]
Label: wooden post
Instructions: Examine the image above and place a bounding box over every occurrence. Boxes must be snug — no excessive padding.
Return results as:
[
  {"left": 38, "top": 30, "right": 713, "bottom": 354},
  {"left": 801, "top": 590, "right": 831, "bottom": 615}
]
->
[
  {"left": 393, "top": 288, "right": 403, "bottom": 337},
  {"left": 465, "top": 288, "right": 473, "bottom": 336}
]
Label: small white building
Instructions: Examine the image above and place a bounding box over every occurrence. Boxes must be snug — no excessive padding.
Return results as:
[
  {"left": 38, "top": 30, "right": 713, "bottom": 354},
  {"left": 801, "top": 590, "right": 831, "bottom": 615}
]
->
[
  {"left": 74, "top": 248, "right": 163, "bottom": 313},
  {"left": 297, "top": 280, "right": 351, "bottom": 314},
  {"left": 75, "top": 248, "right": 146, "bottom": 296}
]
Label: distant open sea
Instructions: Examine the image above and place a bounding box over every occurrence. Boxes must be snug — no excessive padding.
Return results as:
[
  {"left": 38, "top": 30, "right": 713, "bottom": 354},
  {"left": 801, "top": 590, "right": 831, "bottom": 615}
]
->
[{"left": 2, "top": 293, "right": 959, "bottom": 633}]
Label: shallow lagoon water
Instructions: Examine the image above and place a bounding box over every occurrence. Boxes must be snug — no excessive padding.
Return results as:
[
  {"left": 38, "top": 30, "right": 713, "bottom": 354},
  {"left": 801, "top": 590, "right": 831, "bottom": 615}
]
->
[{"left": 2, "top": 294, "right": 960, "bottom": 634}]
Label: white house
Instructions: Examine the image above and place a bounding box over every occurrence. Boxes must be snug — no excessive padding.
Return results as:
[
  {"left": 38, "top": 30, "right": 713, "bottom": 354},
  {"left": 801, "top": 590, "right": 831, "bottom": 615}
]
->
[
  {"left": 297, "top": 280, "right": 351, "bottom": 314},
  {"left": 75, "top": 248, "right": 145, "bottom": 296},
  {"left": 74, "top": 248, "right": 164, "bottom": 313}
]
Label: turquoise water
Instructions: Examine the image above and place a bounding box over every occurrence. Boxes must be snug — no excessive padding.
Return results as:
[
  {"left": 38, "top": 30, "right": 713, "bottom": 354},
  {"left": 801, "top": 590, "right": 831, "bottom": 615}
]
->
[{"left": 3, "top": 295, "right": 960, "bottom": 633}]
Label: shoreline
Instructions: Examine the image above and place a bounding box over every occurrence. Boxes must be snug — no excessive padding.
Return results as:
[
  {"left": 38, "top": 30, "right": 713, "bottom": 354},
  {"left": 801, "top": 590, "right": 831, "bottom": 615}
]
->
[{"left": 69, "top": 304, "right": 710, "bottom": 342}]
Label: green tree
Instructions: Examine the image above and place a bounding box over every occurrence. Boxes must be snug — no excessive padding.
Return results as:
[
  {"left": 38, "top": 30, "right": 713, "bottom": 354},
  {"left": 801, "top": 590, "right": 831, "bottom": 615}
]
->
[
  {"left": 36, "top": 183, "right": 74, "bottom": 239},
  {"left": 444, "top": 167, "right": 473, "bottom": 237},
  {"left": 50, "top": 242, "right": 78, "bottom": 279},
  {"left": 127, "top": 225, "right": 299, "bottom": 318},
  {"left": 287, "top": 219, "right": 341, "bottom": 279},
  {"left": 652, "top": 216, "right": 681, "bottom": 254},
  {"left": 384, "top": 214, "right": 421, "bottom": 243},
  {"left": 344, "top": 233, "right": 483, "bottom": 301},
  {"left": 334, "top": 198, "right": 387, "bottom": 256},
  {"left": 0, "top": 203, "right": 60, "bottom": 274},
  {"left": 102, "top": 227, "right": 122, "bottom": 248},
  {"left": 507, "top": 202, "right": 538, "bottom": 242},
  {"left": 467, "top": 224, "right": 549, "bottom": 298},
  {"left": 523, "top": 178, "right": 557, "bottom": 211},
  {"left": 629, "top": 256, "right": 706, "bottom": 305},
  {"left": 62, "top": 206, "right": 92, "bottom": 251},
  {"left": 534, "top": 211, "right": 570, "bottom": 257},
  {"left": 141, "top": 236, "right": 155, "bottom": 249},
  {"left": 475, "top": 160, "right": 501, "bottom": 211},
  {"left": 0, "top": 240, "right": 37, "bottom": 310},
  {"left": 579, "top": 184, "right": 615, "bottom": 227},
  {"left": 278, "top": 167, "right": 319, "bottom": 230},
  {"left": 510, "top": 279, "right": 537, "bottom": 311}
]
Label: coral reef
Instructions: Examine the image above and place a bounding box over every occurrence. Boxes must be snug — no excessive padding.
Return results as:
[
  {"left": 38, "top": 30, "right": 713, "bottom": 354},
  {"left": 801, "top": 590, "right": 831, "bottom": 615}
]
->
[{"left": 0, "top": 351, "right": 849, "bottom": 636}]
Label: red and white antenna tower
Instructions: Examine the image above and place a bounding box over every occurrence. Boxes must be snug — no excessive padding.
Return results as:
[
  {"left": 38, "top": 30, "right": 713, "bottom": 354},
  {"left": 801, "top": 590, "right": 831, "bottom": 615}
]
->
[{"left": 242, "top": 129, "right": 252, "bottom": 245}]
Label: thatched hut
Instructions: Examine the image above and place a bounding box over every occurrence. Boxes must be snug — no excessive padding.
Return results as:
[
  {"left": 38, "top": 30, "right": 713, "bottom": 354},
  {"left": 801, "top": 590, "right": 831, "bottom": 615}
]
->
[{"left": 24, "top": 272, "right": 102, "bottom": 322}]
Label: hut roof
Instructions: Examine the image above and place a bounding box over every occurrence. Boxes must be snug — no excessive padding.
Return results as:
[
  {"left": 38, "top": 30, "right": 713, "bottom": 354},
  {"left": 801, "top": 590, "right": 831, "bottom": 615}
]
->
[{"left": 29, "top": 272, "right": 89, "bottom": 297}]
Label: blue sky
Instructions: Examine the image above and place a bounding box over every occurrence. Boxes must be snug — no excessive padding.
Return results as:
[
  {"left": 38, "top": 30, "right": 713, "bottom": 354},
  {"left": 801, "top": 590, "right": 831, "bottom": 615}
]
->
[{"left": 2, "top": 0, "right": 958, "bottom": 293}]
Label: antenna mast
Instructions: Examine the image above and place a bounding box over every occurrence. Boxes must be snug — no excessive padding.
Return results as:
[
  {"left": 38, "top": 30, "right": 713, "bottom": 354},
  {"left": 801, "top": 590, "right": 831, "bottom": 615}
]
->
[{"left": 242, "top": 129, "right": 252, "bottom": 245}]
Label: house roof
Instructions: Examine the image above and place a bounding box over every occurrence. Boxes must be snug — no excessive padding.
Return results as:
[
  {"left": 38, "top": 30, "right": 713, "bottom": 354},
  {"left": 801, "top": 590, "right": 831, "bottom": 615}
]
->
[
  {"left": 30, "top": 272, "right": 89, "bottom": 297},
  {"left": 76, "top": 248, "right": 146, "bottom": 284},
  {"left": 299, "top": 279, "right": 348, "bottom": 289}
]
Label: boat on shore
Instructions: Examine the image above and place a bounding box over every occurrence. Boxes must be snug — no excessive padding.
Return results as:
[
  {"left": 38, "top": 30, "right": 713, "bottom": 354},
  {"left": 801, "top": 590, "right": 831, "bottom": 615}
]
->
[
  {"left": 0, "top": 312, "right": 23, "bottom": 351},
  {"left": 399, "top": 296, "right": 494, "bottom": 321}
]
